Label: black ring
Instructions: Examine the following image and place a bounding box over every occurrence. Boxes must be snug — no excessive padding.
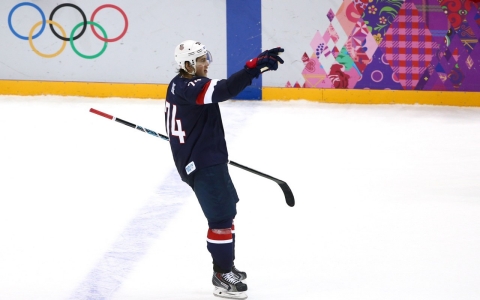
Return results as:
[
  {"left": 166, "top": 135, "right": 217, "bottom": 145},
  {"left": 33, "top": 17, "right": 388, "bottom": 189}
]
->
[{"left": 49, "top": 3, "right": 87, "bottom": 41}]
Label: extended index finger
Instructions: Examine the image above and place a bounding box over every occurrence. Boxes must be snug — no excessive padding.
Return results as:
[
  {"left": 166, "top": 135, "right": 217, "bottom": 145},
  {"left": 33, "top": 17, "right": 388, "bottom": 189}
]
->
[{"left": 269, "top": 47, "right": 284, "bottom": 55}]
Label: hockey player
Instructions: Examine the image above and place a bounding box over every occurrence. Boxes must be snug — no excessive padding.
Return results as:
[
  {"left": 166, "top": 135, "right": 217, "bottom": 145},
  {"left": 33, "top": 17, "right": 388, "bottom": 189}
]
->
[{"left": 165, "top": 40, "right": 284, "bottom": 299}]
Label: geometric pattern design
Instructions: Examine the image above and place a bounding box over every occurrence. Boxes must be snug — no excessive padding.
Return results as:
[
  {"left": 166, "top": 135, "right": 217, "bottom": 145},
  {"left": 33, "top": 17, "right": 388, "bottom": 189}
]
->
[
  {"left": 362, "top": 0, "right": 405, "bottom": 44},
  {"left": 290, "top": 0, "right": 480, "bottom": 91},
  {"left": 301, "top": 52, "right": 332, "bottom": 88},
  {"left": 440, "top": 0, "right": 478, "bottom": 31},
  {"left": 379, "top": 2, "right": 438, "bottom": 89},
  {"left": 355, "top": 47, "right": 404, "bottom": 90},
  {"left": 412, "top": 0, "right": 451, "bottom": 45},
  {"left": 455, "top": 19, "right": 478, "bottom": 53}
]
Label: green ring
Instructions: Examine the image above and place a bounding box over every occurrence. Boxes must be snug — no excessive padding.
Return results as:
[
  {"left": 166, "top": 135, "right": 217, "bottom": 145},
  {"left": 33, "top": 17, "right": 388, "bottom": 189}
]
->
[{"left": 70, "top": 21, "right": 107, "bottom": 59}]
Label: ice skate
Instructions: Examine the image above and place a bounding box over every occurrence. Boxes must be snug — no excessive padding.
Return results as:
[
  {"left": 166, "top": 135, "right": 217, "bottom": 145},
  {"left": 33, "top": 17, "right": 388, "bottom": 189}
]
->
[
  {"left": 212, "top": 271, "right": 248, "bottom": 299},
  {"left": 231, "top": 265, "right": 247, "bottom": 281}
]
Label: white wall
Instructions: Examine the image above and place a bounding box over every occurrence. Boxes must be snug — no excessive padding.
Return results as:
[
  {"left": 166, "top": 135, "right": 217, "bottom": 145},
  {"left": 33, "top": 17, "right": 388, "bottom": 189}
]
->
[
  {"left": 1, "top": 0, "right": 227, "bottom": 84},
  {"left": 1, "top": 0, "right": 341, "bottom": 86}
]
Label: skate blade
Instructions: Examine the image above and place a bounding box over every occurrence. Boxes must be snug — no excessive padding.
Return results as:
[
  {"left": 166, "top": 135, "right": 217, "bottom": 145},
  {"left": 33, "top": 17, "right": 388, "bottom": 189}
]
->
[{"left": 213, "top": 287, "right": 248, "bottom": 299}]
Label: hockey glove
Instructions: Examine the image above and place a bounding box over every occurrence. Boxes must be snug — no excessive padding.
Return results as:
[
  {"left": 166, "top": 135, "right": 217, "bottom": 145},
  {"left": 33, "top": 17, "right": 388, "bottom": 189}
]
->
[{"left": 245, "top": 47, "right": 285, "bottom": 78}]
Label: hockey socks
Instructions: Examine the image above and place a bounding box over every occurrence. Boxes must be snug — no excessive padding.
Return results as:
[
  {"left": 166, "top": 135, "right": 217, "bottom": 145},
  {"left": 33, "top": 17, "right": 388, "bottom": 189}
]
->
[{"left": 207, "top": 228, "right": 234, "bottom": 273}]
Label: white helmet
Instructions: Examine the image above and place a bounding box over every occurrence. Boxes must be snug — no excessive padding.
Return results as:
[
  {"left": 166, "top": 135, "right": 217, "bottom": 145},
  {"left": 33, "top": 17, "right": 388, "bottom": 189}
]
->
[{"left": 174, "top": 40, "right": 212, "bottom": 74}]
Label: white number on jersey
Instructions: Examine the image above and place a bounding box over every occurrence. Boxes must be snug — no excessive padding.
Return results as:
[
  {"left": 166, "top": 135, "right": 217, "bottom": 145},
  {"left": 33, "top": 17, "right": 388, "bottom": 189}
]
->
[
  {"left": 188, "top": 79, "right": 202, "bottom": 87},
  {"left": 165, "top": 101, "right": 186, "bottom": 143}
]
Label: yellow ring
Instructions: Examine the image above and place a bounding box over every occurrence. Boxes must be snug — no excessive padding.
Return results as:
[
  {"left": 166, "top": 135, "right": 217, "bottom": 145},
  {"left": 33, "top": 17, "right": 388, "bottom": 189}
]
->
[{"left": 28, "top": 20, "right": 67, "bottom": 58}]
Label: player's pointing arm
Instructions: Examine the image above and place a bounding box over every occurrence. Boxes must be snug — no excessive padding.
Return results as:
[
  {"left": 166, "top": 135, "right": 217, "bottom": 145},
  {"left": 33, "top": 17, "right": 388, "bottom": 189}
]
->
[{"left": 172, "top": 40, "right": 284, "bottom": 104}]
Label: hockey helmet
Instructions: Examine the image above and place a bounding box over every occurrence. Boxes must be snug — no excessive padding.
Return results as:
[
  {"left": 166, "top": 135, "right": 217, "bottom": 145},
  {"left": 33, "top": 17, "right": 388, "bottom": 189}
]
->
[{"left": 174, "top": 40, "right": 212, "bottom": 73}]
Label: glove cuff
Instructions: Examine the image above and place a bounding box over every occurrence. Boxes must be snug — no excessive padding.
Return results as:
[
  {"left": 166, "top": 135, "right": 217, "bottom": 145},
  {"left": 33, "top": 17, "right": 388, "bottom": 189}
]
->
[
  {"left": 245, "top": 57, "right": 258, "bottom": 69},
  {"left": 244, "top": 66, "right": 261, "bottom": 78}
]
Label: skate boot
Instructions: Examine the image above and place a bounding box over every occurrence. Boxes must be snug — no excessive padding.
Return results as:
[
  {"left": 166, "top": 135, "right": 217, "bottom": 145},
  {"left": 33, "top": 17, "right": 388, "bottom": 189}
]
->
[
  {"left": 212, "top": 271, "right": 248, "bottom": 299},
  {"left": 232, "top": 265, "right": 247, "bottom": 281}
]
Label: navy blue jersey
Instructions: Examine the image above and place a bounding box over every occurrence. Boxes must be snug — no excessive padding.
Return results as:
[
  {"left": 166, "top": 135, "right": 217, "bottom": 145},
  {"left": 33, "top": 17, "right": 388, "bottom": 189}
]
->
[{"left": 165, "top": 69, "right": 255, "bottom": 186}]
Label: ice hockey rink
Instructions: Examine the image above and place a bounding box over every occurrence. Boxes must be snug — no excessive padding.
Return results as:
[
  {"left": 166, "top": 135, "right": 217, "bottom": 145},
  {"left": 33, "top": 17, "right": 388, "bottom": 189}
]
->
[{"left": 1, "top": 95, "right": 480, "bottom": 300}]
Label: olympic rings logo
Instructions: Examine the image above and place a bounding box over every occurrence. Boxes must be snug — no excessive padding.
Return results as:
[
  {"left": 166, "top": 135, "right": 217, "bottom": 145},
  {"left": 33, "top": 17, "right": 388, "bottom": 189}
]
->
[{"left": 8, "top": 2, "right": 128, "bottom": 59}]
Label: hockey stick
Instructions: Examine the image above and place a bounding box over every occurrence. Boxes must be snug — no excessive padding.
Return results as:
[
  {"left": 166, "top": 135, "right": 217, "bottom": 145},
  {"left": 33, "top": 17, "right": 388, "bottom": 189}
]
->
[{"left": 89, "top": 108, "right": 295, "bottom": 207}]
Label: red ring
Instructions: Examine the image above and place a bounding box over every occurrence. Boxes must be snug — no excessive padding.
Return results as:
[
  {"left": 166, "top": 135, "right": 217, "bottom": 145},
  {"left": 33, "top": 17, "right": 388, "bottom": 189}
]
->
[{"left": 90, "top": 4, "right": 128, "bottom": 42}]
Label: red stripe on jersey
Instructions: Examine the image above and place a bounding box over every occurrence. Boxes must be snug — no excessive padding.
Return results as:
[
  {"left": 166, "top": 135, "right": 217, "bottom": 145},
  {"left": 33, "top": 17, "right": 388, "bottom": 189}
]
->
[
  {"left": 207, "top": 228, "right": 232, "bottom": 241},
  {"left": 196, "top": 80, "right": 212, "bottom": 105}
]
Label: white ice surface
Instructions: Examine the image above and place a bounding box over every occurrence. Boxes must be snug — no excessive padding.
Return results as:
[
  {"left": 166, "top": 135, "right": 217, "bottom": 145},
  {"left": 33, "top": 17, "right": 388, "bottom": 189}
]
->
[{"left": 0, "top": 95, "right": 480, "bottom": 300}]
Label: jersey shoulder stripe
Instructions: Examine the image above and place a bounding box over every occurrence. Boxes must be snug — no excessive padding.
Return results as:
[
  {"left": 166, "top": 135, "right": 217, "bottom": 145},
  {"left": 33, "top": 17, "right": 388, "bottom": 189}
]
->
[
  {"left": 196, "top": 79, "right": 219, "bottom": 105},
  {"left": 196, "top": 80, "right": 211, "bottom": 105}
]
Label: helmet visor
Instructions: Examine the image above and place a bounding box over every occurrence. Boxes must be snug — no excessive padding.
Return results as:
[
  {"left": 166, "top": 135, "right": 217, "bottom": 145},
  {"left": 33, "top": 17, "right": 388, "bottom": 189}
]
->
[{"left": 206, "top": 50, "right": 213, "bottom": 64}]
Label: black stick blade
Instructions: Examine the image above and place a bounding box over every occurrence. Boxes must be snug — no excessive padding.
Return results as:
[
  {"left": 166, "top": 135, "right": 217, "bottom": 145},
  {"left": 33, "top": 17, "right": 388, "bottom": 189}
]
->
[
  {"left": 278, "top": 181, "right": 295, "bottom": 207},
  {"left": 228, "top": 160, "right": 295, "bottom": 207}
]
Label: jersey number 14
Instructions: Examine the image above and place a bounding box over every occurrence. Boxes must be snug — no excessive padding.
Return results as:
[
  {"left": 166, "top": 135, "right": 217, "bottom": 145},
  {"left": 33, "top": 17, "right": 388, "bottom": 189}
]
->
[{"left": 165, "top": 101, "right": 186, "bottom": 143}]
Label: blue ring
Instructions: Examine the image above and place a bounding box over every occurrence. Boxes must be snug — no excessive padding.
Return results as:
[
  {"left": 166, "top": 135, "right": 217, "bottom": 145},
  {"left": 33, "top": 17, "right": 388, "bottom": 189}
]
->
[{"left": 8, "top": 2, "right": 46, "bottom": 40}]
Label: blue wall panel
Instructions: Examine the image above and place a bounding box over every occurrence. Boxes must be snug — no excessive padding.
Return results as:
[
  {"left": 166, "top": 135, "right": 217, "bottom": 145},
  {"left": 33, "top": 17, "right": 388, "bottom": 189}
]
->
[{"left": 227, "top": 0, "right": 262, "bottom": 100}]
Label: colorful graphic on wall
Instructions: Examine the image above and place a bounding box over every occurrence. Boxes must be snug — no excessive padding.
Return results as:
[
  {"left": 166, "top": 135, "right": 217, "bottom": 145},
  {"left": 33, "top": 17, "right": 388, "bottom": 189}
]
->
[
  {"left": 294, "top": 0, "right": 480, "bottom": 91},
  {"left": 8, "top": 2, "right": 128, "bottom": 59}
]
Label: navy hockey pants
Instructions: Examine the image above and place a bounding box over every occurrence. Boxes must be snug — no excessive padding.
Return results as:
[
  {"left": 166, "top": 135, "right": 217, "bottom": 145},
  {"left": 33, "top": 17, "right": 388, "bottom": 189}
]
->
[{"left": 192, "top": 163, "right": 239, "bottom": 228}]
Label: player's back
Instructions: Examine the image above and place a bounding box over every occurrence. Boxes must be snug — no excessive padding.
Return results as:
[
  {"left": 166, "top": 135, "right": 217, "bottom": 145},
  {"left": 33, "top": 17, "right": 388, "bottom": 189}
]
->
[{"left": 165, "top": 74, "right": 228, "bottom": 185}]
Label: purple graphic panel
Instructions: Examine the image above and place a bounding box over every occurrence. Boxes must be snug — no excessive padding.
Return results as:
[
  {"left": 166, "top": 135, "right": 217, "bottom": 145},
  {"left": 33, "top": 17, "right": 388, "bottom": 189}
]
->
[{"left": 291, "top": 0, "right": 480, "bottom": 91}]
